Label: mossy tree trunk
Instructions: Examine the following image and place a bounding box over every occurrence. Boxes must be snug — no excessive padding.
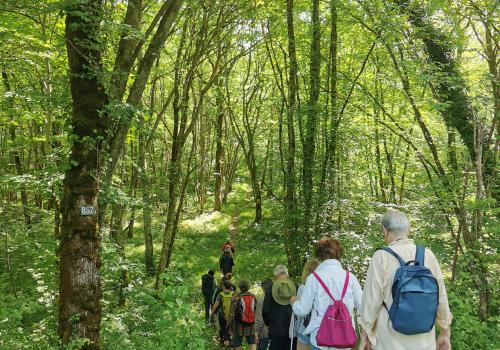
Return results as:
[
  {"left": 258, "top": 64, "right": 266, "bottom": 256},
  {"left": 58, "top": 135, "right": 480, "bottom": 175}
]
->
[
  {"left": 396, "top": 0, "right": 498, "bottom": 203},
  {"left": 285, "top": 0, "right": 301, "bottom": 277},
  {"left": 58, "top": 1, "right": 110, "bottom": 348}
]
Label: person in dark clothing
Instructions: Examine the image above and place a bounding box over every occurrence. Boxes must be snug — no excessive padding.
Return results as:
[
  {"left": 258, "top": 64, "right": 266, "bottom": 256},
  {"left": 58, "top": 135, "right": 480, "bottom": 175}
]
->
[
  {"left": 201, "top": 269, "right": 216, "bottom": 323},
  {"left": 256, "top": 279, "right": 273, "bottom": 350},
  {"left": 221, "top": 239, "right": 236, "bottom": 255},
  {"left": 220, "top": 250, "right": 235, "bottom": 275},
  {"left": 262, "top": 265, "right": 297, "bottom": 350}
]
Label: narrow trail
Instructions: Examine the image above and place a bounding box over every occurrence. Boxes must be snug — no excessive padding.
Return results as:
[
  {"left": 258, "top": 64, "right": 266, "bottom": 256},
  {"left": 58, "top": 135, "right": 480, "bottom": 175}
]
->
[{"left": 228, "top": 208, "right": 240, "bottom": 243}]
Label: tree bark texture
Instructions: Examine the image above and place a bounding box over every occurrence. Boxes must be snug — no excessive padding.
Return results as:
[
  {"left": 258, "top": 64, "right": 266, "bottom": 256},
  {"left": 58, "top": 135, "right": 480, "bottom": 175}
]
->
[
  {"left": 285, "top": 0, "right": 301, "bottom": 277},
  {"left": 58, "top": 1, "right": 110, "bottom": 348}
]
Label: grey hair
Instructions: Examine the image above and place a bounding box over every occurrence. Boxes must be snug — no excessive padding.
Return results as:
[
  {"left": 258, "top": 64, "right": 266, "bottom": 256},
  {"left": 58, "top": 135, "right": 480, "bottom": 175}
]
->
[
  {"left": 273, "top": 264, "right": 289, "bottom": 277},
  {"left": 381, "top": 209, "right": 410, "bottom": 236}
]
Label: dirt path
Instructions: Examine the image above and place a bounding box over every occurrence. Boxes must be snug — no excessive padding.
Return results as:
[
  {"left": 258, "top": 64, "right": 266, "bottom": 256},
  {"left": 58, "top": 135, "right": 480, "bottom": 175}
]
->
[{"left": 228, "top": 208, "right": 239, "bottom": 242}]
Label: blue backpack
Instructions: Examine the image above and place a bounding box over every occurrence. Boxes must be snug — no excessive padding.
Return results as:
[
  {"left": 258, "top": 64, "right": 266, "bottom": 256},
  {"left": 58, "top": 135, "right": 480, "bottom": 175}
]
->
[{"left": 379, "top": 245, "right": 439, "bottom": 335}]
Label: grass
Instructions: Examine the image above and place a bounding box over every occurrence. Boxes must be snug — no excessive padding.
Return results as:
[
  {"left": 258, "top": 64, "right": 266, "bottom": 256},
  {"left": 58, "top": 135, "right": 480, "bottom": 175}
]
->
[
  {"left": 1, "top": 183, "right": 497, "bottom": 349},
  {"left": 120, "top": 183, "right": 287, "bottom": 349}
]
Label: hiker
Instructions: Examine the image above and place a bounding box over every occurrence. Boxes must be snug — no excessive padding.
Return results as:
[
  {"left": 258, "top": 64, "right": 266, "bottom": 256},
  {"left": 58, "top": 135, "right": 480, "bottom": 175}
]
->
[
  {"left": 225, "top": 272, "right": 237, "bottom": 291},
  {"left": 255, "top": 279, "right": 273, "bottom": 350},
  {"left": 358, "top": 210, "right": 452, "bottom": 350},
  {"left": 220, "top": 250, "right": 235, "bottom": 276},
  {"left": 212, "top": 276, "right": 233, "bottom": 335},
  {"left": 221, "top": 239, "right": 235, "bottom": 255},
  {"left": 263, "top": 265, "right": 297, "bottom": 350},
  {"left": 201, "top": 269, "right": 217, "bottom": 323},
  {"left": 290, "top": 259, "right": 320, "bottom": 350},
  {"left": 212, "top": 276, "right": 229, "bottom": 307},
  {"left": 228, "top": 279, "right": 258, "bottom": 350},
  {"left": 290, "top": 237, "right": 362, "bottom": 350},
  {"left": 211, "top": 279, "right": 235, "bottom": 347}
]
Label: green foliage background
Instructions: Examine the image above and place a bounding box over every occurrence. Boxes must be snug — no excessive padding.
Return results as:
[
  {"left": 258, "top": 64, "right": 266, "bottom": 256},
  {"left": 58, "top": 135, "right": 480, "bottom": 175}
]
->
[{"left": 0, "top": 0, "right": 498, "bottom": 348}]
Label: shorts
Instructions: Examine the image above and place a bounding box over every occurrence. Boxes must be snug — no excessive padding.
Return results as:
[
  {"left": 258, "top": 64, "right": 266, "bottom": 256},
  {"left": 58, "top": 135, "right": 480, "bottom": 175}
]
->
[
  {"left": 232, "top": 334, "right": 256, "bottom": 347},
  {"left": 297, "top": 333, "right": 311, "bottom": 345}
]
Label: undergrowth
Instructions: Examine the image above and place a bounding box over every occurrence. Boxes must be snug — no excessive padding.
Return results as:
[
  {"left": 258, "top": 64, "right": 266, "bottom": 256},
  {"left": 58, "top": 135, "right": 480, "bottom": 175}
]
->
[{"left": 0, "top": 184, "right": 498, "bottom": 349}]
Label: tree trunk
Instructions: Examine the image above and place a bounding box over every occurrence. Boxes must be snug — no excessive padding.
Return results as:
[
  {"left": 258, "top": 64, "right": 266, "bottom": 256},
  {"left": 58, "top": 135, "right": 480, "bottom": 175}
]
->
[
  {"left": 480, "top": 17, "right": 500, "bottom": 201},
  {"left": 140, "top": 136, "right": 154, "bottom": 273},
  {"left": 155, "top": 153, "right": 181, "bottom": 288},
  {"left": 324, "top": 0, "right": 339, "bottom": 198},
  {"left": 99, "top": 0, "right": 183, "bottom": 228},
  {"left": 58, "top": 1, "right": 110, "bottom": 347},
  {"left": 374, "top": 121, "right": 387, "bottom": 203},
  {"left": 214, "top": 78, "right": 225, "bottom": 211},
  {"left": 155, "top": 76, "right": 183, "bottom": 288},
  {"left": 397, "top": 0, "right": 498, "bottom": 203},
  {"left": 166, "top": 139, "right": 196, "bottom": 267},
  {"left": 196, "top": 110, "right": 209, "bottom": 212},
  {"left": 383, "top": 139, "right": 396, "bottom": 202},
  {"left": 302, "top": 0, "right": 321, "bottom": 239},
  {"left": 1, "top": 69, "right": 31, "bottom": 228},
  {"left": 260, "top": 128, "right": 274, "bottom": 194},
  {"left": 284, "top": 0, "right": 301, "bottom": 277},
  {"left": 110, "top": 203, "right": 124, "bottom": 241},
  {"left": 472, "top": 116, "right": 489, "bottom": 319},
  {"left": 223, "top": 143, "right": 240, "bottom": 204},
  {"left": 126, "top": 140, "right": 139, "bottom": 238},
  {"left": 398, "top": 140, "right": 412, "bottom": 204},
  {"left": 246, "top": 151, "right": 262, "bottom": 224}
]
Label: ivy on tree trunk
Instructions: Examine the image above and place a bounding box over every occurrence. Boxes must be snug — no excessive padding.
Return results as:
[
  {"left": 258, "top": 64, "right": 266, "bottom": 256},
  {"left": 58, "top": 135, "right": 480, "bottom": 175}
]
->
[{"left": 58, "top": 0, "right": 110, "bottom": 348}]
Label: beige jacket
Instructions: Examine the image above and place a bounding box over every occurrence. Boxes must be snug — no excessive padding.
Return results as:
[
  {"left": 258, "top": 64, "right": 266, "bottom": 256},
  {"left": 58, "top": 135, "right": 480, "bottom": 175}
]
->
[{"left": 358, "top": 238, "right": 452, "bottom": 350}]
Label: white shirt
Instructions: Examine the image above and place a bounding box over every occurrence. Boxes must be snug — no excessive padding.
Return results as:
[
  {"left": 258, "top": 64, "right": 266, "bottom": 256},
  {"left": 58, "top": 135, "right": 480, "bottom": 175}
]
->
[
  {"left": 358, "top": 238, "right": 453, "bottom": 350},
  {"left": 292, "top": 259, "right": 363, "bottom": 350}
]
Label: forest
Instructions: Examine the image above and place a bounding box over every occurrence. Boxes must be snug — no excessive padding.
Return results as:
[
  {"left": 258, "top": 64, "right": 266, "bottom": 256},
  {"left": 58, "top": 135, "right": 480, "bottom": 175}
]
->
[{"left": 0, "top": 0, "right": 498, "bottom": 349}]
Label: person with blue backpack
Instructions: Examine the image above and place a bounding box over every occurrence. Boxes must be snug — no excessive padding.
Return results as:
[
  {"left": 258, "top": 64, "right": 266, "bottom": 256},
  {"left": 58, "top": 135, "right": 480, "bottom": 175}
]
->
[{"left": 358, "top": 209, "right": 453, "bottom": 350}]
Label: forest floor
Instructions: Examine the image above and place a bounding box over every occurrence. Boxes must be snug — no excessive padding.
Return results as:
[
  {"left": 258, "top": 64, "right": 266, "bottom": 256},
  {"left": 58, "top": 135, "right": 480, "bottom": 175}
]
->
[
  {"left": 0, "top": 183, "right": 286, "bottom": 349},
  {"left": 1, "top": 183, "right": 496, "bottom": 349},
  {"left": 123, "top": 183, "right": 287, "bottom": 349}
]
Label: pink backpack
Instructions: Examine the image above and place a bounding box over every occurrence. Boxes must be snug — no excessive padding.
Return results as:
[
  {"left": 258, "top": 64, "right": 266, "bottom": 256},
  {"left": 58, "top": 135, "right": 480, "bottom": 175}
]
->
[{"left": 313, "top": 271, "right": 357, "bottom": 348}]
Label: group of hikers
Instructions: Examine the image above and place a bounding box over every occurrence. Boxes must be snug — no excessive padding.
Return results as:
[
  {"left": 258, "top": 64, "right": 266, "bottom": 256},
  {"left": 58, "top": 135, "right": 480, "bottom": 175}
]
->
[{"left": 201, "top": 210, "right": 452, "bottom": 350}]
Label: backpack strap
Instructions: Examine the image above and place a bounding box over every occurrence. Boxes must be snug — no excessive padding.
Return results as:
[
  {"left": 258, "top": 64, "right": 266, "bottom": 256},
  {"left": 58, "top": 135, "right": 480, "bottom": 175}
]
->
[
  {"left": 415, "top": 245, "right": 425, "bottom": 266},
  {"left": 377, "top": 247, "right": 405, "bottom": 266},
  {"left": 313, "top": 271, "right": 350, "bottom": 302},
  {"left": 340, "top": 271, "right": 350, "bottom": 301},
  {"left": 312, "top": 272, "right": 336, "bottom": 302}
]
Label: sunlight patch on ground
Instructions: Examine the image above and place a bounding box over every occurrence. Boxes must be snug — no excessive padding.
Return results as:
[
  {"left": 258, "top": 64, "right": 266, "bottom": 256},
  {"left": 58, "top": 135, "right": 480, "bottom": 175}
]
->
[
  {"left": 127, "top": 243, "right": 163, "bottom": 256},
  {"left": 180, "top": 211, "right": 231, "bottom": 234}
]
